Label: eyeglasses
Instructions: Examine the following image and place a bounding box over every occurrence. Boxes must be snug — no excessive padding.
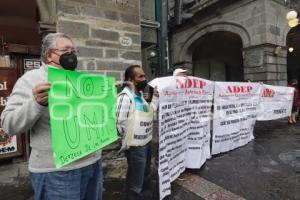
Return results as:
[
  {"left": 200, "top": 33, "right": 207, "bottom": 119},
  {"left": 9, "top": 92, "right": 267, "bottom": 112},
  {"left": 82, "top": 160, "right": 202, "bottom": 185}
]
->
[{"left": 51, "top": 48, "right": 79, "bottom": 55}]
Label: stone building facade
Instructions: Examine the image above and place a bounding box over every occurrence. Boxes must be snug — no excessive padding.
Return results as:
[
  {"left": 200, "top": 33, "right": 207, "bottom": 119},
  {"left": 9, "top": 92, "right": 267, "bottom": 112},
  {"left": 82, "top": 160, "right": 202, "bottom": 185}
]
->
[
  {"left": 0, "top": 0, "right": 157, "bottom": 162},
  {"left": 37, "top": 0, "right": 158, "bottom": 82},
  {"left": 50, "top": 0, "right": 142, "bottom": 81},
  {"left": 170, "top": 0, "right": 298, "bottom": 85}
]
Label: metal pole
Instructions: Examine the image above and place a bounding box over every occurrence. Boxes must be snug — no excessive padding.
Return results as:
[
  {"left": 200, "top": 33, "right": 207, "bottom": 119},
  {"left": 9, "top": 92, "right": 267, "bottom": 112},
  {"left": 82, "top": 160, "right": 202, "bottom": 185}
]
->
[
  {"left": 155, "top": 0, "right": 162, "bottom": 76},
  {"left": 160, "top": 0, "right": 169, "bottom": 76},
  {"left": 175, "top": 0, "right": 183, "bottom": 25}
]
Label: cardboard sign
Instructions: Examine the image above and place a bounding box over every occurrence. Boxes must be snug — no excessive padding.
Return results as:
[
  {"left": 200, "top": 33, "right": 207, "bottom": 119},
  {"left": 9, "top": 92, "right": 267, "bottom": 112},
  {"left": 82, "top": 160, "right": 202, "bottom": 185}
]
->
[{"left": 48, "top": 67, "right": 118, "bottom": 168}]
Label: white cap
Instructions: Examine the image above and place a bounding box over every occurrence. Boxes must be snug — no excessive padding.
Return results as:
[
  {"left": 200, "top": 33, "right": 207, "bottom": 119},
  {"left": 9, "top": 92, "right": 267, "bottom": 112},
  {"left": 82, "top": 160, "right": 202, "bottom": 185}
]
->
[{"left": 173, "top": 68, "right": 187, "bottom": 76}]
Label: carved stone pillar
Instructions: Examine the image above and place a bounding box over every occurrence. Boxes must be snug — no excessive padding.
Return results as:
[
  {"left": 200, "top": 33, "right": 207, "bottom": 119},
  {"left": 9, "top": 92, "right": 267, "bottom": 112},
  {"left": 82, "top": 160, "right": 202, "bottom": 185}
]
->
[
  {"left": 36, "top": 0, "right": 57, "bottom": 36},
  {"left": 243, "top": 44, "right": 287, "bottom": 86}
]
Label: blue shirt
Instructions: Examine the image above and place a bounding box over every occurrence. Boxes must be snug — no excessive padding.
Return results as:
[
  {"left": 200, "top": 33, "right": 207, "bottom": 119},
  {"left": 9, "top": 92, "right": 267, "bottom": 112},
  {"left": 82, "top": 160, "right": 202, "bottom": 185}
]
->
[{"left": 134, "top": 93, "right": 148, "bottom": 112}]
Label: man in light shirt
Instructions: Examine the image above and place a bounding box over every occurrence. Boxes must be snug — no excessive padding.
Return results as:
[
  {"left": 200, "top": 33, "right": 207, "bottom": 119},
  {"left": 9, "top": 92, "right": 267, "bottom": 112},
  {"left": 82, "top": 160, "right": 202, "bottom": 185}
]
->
[{"left": 1, "top": 33, "right": 103, "bottom": 200}]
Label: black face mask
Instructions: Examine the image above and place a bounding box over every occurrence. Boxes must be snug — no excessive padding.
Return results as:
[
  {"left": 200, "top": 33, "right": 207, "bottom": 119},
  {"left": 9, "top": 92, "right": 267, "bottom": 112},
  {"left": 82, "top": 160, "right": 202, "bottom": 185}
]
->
[
  {"left": 136, "top": 80, "right": 148, "bottom": 91},
  {"left": 59, "top": 52, "right": 78, "bottom": 70}
]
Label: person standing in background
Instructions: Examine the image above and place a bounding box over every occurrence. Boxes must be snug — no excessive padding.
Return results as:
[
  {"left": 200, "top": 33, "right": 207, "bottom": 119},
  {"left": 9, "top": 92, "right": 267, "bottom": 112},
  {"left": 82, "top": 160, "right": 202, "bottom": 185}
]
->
[
  {"left": 288, "top": 79, "right": 299, "bottom": 124},
  {"left": 116, "top": 65, "right": 159, "bottom": 200}
]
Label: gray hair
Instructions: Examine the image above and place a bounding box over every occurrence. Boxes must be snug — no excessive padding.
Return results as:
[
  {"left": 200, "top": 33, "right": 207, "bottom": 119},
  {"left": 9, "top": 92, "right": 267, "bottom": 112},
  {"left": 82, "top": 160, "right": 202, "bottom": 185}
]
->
[{"left": 40, "top": 32, "right": 73, "bottom": 63}]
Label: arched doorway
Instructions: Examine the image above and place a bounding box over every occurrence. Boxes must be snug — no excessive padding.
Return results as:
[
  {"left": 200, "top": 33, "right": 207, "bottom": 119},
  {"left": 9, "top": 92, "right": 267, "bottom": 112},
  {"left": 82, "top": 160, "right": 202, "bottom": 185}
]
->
[
  {"left": 287, "top": 25, "right": 300, "bottom": 83},
  {"left": 191, "top": 31, "right": 243, "bottom": 81}
]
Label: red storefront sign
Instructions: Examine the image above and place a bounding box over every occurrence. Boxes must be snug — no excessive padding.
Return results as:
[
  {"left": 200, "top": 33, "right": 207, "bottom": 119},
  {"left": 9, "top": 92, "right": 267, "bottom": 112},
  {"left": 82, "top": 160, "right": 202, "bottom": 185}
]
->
[{"left": 0, "top": 68, "right": 23, "bottom": 158}]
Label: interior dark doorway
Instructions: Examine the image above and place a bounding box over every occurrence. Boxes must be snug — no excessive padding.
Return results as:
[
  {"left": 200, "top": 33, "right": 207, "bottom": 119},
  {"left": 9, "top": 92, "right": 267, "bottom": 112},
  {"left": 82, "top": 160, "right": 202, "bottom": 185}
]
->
[{"left": 191, "top": 31, "right": 243, "bottom": 81}]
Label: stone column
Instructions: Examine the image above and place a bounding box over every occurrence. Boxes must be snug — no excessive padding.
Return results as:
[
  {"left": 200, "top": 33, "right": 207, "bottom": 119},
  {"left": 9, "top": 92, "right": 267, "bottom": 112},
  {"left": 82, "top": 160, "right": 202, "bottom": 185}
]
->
[
  {"left": 243, "top": 44, "right": 287, "bottom": 86},
  {"left": 36, "top": 0, "right": 57, "bottom": 35}
]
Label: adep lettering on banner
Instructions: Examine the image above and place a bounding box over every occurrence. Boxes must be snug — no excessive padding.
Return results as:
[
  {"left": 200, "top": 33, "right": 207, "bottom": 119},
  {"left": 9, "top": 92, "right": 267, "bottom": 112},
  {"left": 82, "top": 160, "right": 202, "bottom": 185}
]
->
[
  {"left": 176, "top": 78, "right": 206, "bottom": 89},
  {"left": 227, "top": 85, "right": 252, "bottom": 93},
  {"left": 262, "top": 87, "right": 275, "bottom": 98}
]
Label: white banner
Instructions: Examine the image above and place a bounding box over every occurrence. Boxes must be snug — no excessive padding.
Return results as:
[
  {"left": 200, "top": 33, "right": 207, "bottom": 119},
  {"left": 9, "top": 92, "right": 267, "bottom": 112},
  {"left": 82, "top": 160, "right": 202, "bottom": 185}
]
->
[
  {"left": 212, "top": 82, "right": 262, "bottom": 155},
  {"left": 257, "top": 84, "right": 294, "bottom": 121},
  {"left": 150, "top": 76, "right": 214, "bottom": 200}
]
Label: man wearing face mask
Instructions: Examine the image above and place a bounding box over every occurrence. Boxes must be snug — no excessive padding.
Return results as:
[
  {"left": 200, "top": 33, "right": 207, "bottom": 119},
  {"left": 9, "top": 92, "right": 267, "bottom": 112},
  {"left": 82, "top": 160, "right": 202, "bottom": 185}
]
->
[
  {"left": 1, "top": 33, "right": 103, "bottom": 200},
  {"left": 116, "top": 65, "right": 159, "bottom": 200}
]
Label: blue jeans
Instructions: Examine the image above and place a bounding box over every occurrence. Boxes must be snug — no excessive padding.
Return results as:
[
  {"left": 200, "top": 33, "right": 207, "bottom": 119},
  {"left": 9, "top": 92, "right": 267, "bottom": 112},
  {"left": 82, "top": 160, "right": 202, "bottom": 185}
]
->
[
  {"left": 30, "top": 161, "right": 103, "bottom": 200},
  {"left": 125, "top": 142, "right": 152, "bottom": 200}
]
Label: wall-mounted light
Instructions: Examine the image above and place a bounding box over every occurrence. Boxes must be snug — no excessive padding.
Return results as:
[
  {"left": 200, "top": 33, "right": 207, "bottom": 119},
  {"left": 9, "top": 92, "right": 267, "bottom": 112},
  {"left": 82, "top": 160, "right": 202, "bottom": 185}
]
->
[
  {"left": 286, "top": 10, "right": 299, "bottom": 28},
  {"left": 288, "top": 47, "right": 294, "bottom": 52},
  {"left": 149, "top": 50, "right": 156, "bottom": 58}
]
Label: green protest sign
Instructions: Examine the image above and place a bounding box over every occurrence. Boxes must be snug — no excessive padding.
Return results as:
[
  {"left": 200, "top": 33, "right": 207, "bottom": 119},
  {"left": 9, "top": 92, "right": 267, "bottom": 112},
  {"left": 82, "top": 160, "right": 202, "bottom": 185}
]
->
[{"left": 48, "top": 67, "right": 118, "bottom": 168}]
